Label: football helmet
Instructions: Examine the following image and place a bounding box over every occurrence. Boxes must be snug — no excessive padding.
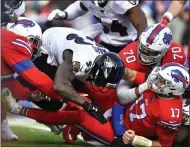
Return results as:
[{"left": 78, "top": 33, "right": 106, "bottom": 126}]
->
[
  {"left": 150, "top": 63, "right": 189, "bottom": 96},
  {"left": 6, "top": 17, "right": 42, "bottom": 60},
  {"left": 87, "top": 52, "right": 125, "bottom": 92},
  {"left": 182, "top": 99, "right": 190, "bottom": 126},
  {"left": 138, "top": 23, "right": 172, "bottom": 65}
]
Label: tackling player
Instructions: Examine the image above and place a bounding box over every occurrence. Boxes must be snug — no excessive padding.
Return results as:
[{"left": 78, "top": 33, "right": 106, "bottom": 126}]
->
[
  {"left": 2, "top": 63, "right": 189, "bottom": 147},
  {"left": 47, "top": 0, "right": 147, "bottom": 53},
  {"left": 3, "top": 18, "right": 125, "bottom": 124}
]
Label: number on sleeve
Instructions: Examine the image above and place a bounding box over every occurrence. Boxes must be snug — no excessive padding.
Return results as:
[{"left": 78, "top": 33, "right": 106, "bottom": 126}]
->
[
  {"left": 171, "top": 47, "right": 183, "bottom": 60},
  {"left": 123, "top": 50, "right": 136, "bottom": 63}
]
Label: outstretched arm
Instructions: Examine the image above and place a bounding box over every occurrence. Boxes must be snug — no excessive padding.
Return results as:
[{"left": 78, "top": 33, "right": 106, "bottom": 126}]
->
[
  {"left": 48, "top": 1, "right": 88, "bottom": 21},
  {"left": 161, "top": 0, "right": 187, "bottom": 25},
  {"left": 126, "top": 5, "right": 148, "bottom": 37}
]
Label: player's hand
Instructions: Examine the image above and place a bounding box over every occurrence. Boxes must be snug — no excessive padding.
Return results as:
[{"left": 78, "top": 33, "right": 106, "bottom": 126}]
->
[
  {"left": 47, "top": 9, "right": 67, "bottom": 21},
  {"left": 122, "top": 130, "right": 135, "bottom": 144},
  {"left": 10, "top": 13, "right": 18, "bottom": 23},
  {"left": 160, "top": 17, "right": 169, "bottom": 26},
  {"left": 82, "top": 101, "right": 107, "bottom": 124},
  {"left": 146, "top": 66, "right": 161, "bottom": 88}
]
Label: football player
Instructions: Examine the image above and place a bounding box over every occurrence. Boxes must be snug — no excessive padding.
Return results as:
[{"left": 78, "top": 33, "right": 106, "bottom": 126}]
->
[
  {"left": 2, "top": 63, "right": 189, "bottom": 147},
  {"left": 47, "top": 0, "right": 147, "bottom": 53},
  {"left": 3, "top": 18, "right": 125, "bottom": 124},
  {"left": 40, "top": 26, "right": 125, "bottom": 124},
  {"left": 118, "top": 23, "right": 188, "bottom": 98}
]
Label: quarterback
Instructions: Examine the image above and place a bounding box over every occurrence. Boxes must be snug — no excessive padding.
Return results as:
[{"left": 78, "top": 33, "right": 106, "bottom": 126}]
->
[{"left": 2, "top": 63, "right": 189, "bottom": 147}]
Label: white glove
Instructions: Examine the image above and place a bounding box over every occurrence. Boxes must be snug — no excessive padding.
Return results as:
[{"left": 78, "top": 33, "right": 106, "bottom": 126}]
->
[
  {"left": 47, "top": 9, "right": 66, "bottom": 21},
  {"left": 146, "top": 66, "right": 162, "bottom": 89}
]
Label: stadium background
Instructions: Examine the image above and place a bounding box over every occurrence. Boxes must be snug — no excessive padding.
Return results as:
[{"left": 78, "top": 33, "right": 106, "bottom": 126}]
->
[{"left": 2, "top": 0, "right": 190, "bottom": 147}]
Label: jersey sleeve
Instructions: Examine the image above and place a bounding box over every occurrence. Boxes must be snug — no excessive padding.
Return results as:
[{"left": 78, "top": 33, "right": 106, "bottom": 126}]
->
[
  {"left": 156, "top": 125, "right": 176, "bottom": 147},
  {"left": 2, "top": 38, "right": 62, "bottom": 101},
  {"left": 162, "top": 42, "right": 188, "bottom": 69},
  {"left": 111, "top": 0, "right": 139, "bottom": 14}
]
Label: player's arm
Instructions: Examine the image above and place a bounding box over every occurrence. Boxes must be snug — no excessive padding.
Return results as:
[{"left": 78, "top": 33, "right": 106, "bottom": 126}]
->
[
  {"left": 2, "top": 47, "right": 62, "bottom": 101},
  {"left": 53, "top": 50, "right": 107, "bottom": 124},
  {"left": 122, "top": 130, "right": 161, "bottom": 147},
  {"left": 47, "top": 1, "right": 88, "bottom": 21},
  {"left": 117, "top": 68, "right": 148, "bottom": 104},
  {"left": 53, "top": 51, "right": 85, "bottom": 105},
  {"left": 161, "top": 0, "right": 187, "bottom": 25},
  {"left": 126, "top": 5, "right": 148, "bottom": 37}
]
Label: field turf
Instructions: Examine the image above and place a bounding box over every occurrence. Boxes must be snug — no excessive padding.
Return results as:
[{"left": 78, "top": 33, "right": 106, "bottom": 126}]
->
[{"left": 1, "top": 126, "right": 93, "bottom": 147}]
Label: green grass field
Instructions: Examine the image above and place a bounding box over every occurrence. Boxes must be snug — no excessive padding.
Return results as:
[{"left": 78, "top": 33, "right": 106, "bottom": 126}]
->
[{"left": 1, "top": 126, "right": 93, "bottom": 147}]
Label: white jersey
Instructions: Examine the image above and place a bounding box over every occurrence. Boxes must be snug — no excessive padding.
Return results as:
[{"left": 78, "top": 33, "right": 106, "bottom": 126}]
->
[
  {"left": 42, "top": 27, "right": 109, "bottom": 82},
  {"left": 81, "top": 0, "right": 138, "bottom": 47}
]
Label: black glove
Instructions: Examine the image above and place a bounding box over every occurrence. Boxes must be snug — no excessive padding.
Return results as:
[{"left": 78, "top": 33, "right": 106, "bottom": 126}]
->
[{"left": 82, "top": 101, "right": 107, "bottom": 124}]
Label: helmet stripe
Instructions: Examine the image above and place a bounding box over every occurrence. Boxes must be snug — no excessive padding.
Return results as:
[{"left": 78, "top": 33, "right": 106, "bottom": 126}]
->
[
  {"left": 147, "top": 24, "right": 165, "bottom": 45},
  {"left": 173, "top": 74, "right": 189, "bottom": 85}
]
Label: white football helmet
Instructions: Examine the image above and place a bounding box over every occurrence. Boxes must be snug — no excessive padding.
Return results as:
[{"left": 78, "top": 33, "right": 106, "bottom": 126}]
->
[
  {"left": 6, "top": 17, "right": 42, "bottom": 60},
  {"left": 150, "top": 63, "right": 189, "bottom": 96},
  {"left": 138, "top": 23, "right": 172, "bottom": 65},
  {"left": 182, "top": 99, "right": 190, "bottom": 126}
]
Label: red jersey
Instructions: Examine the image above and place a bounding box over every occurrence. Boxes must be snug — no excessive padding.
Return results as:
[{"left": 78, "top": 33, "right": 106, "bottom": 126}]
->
[
  {"left": 123, "top": 90, "right": 183, "bottom": 147},
  {"left": 1, "top": 29, "right": 62, "bottom": 101},
  {"left": 119, "top": 41, "right": 188, "bottom": 85}
]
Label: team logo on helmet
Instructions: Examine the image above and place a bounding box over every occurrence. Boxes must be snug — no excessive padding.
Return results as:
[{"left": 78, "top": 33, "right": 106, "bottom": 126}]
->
[
  {"left": 11, "top": 19, "right": 35, "bottom": 28},
  {"left": 171, "top": 69, "right": 189, "bottom": 88},
  {"left": 102, "top": 56, "right": 113, "bottom": 79},
  {"left": 163, "top": 33, "right": 172, "bottom": 45}
]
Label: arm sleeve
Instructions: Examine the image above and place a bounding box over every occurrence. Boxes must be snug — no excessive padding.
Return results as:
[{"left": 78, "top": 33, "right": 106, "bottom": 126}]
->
[
  {"left": 65, "top": 1, "right": 87, "bottom": 20},
  {"left": 133, "top": 71, "right": 146, "bottom": 85},
  {"left": 116, "top": 80, "right": 137, "bottom": 105},
  {"left": 2, "top": 46, "right": 62, "bottom": 101}
]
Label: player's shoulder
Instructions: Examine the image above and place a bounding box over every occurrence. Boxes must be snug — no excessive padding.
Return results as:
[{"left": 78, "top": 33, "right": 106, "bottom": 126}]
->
[
  {"left": 111, "top": 0, "right": 139, "bottom": 14},
  {"left": 162, "top": 42, "right": 186, "bottom": 65},
  {"left": 119, "top": 41, "right": 138, "bottom": 55},
  {"left": 2, "top": 28, "right": 28, "bottom": 43},
  {"left": 157, "top": 97, "right": 183, "bottom": 130}
]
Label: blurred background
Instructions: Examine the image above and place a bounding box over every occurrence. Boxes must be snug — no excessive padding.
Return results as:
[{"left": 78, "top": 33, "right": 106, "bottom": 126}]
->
[{"left": 24, "top": 0, "right": 190, "bottom": 51}]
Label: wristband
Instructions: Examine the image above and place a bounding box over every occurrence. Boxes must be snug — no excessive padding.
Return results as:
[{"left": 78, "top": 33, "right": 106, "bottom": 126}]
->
[
  {"left": 163, "top": 12, "right": 173, "bottom": 22},
  {"left": 138, "top": 82, "right": 148, "bottom": 94},
  {"left": 81, "top": 101, "right": 90, "bottom": 110},
  {"left": 132, "top": 135, "right": 152, "bottom": 147}
]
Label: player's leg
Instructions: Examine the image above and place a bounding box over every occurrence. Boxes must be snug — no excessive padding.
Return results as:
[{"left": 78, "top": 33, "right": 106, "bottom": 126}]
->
[
  {"left": 2, "top": 88, "right": 115, "bottom": 144},
  {"left": 1, "top": 104, "right": 18, "bottom": 141}
]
